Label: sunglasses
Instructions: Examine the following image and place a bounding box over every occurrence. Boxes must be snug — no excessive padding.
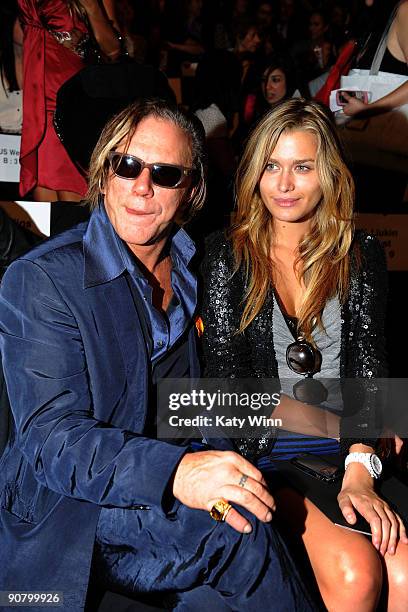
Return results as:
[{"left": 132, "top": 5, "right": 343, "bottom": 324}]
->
[
  {"left": 286, "top": 338, "right": 321, "bottom": 376},
  {"left": 107, "top": 152, "right": 196, "bottom": 189},
  {"left": 286, "top": 337, "right": 328, "bottom": 404}
]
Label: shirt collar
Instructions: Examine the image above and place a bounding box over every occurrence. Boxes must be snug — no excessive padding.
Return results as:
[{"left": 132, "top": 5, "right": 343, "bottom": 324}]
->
[{"left": 83, "top": 200, "right": 196, "bottom": 288}]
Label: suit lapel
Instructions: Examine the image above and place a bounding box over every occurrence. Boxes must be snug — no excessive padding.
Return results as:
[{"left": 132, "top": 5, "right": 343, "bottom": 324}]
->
[{"left": 103, "top": 274, "right": 149, "bottom": 432}]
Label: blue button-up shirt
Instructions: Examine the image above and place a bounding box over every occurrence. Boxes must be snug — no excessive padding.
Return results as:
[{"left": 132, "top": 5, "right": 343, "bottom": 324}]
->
[{"left": 114, "top": 221, "right": 197, "bottom": 363}]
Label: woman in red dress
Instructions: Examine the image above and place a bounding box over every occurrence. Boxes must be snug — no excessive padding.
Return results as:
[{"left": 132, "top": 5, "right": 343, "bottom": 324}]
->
[{"left": 18, "top": 0, "right": 121, "bottom": 202}]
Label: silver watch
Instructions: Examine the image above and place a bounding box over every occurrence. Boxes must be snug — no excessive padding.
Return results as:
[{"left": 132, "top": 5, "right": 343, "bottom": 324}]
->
[{"left": 344, "top": 452, "right": 382, "bottom": 479}]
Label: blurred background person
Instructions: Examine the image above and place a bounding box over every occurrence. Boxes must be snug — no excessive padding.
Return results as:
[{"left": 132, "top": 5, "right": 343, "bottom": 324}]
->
[
  {"left": 215, "top": 0, "right": 253, "bottom": 50},
  {"left": 115, "top": 0, "right": 146, "bottom": 62},
  {"left": 229, "top": 19, "right": 264, "bottom": 145},
  {"left": 0, "top": 0, "right": 23, "bottom": 136},
  {"left": 344, "top": 0, "right": 408, "bottom": 115},
  {"left": 340, "top": 0, "right": 408, "bottom": 207},
  {"left": 17, "top": 0, "right": 122, "bottom": 202},
  {"left": 254, "top": 0, "right": 279, "bottom": 55},
  {"left": 292, "top": 8, "right": 335, "bottom": 91},
  {"left": 191, "top": 49, "right": 240, "bottom": 236},
  {"left": 161, "top": 0, "right": 205, "bottom": 77},
  {"left": 257, "top": 54, "right": 298, "bottom": 110},
  {"left": 329, "top": 2, "right": 352, "bottom": 53},
  {"left": 276, "top": 0, "right": 308, "bottom": 49},
  {"left": 240, "top": 53, "right": 299, "bottom": 146}
]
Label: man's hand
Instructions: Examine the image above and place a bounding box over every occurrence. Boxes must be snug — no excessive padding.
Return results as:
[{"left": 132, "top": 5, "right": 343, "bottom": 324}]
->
[
  {"left": 173, "top": 450, "right": 275, "bottom": 533},
  {"left": 338, "top": 462, "right": 408, "bottom": 556}
]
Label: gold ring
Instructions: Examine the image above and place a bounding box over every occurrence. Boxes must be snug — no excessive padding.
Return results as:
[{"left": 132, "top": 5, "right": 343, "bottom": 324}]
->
[{"left": 209, "top": 499, "right": 232, "bottom": 522}]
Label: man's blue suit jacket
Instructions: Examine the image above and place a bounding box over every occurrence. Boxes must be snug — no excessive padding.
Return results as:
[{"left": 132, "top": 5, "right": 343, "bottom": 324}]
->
[{"left": 0, "top": 206, "right": 200, "bottom": 609}]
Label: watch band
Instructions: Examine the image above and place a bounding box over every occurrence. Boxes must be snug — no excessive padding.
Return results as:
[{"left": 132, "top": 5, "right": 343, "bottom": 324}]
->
[{"left": 344, "top": 452, "right": 382, "bottom": 479}]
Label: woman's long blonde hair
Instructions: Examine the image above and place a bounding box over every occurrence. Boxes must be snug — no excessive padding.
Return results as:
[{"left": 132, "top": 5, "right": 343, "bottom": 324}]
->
[{"left": 231, "top": 98, "right": 354, "bottom": 341}]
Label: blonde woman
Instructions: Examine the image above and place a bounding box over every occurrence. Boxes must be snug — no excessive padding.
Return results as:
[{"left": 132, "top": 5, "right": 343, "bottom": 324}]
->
[{"left": 201, "top": 98, "right": 408, "bottom": 611}]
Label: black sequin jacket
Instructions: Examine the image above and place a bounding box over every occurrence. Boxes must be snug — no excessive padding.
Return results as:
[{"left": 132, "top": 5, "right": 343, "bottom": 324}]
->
[{"left": 200, "top": 230, "right": 388, "bottom": 459}]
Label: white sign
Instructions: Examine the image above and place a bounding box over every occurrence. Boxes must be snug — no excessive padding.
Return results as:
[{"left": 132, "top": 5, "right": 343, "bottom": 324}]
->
[
  {"left": 0, "top": 201, "right": 50, "bottom": 237},
  {"left": 355, "top": 213, "right": 408, "bottom": 271},
  {"left": 0, "top": 134, "right": 21, "bottom": 183}
]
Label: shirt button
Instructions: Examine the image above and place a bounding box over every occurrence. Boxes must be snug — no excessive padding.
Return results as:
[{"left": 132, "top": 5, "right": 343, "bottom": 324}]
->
[{"left": 157, "top": 340, "right": 164, "bottom": 348}]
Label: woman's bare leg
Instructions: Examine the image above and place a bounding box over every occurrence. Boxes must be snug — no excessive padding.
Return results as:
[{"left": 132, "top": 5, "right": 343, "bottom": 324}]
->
[
  {"left": 32, "top": 187, "right": 83, "bottom": 202},
  {"left": 383, "top": 540, "right": 408, "bottom": 611},
  {"left": 33, "top": 186, "right": 58, "bottom": 202},
  {"left": 275, "top": 487, "right": 382, "bottom": 611},
  {"left": 56, "top": 190, "right": 83, "bottom": 202}
]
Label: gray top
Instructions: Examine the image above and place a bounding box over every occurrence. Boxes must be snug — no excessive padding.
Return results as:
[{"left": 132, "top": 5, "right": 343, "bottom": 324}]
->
[{"left": 273, "top": 293, "right": 343, "bottom": 411}]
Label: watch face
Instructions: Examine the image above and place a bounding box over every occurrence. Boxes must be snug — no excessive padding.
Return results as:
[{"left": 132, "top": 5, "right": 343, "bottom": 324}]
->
[{"left": 371, "top": 455, "right": 382, "bottom": 474}]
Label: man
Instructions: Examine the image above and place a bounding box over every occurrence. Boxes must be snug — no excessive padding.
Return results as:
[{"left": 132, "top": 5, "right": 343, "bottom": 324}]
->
[{"left": 0, "top": 99, "right": 312, "bottom": 610}]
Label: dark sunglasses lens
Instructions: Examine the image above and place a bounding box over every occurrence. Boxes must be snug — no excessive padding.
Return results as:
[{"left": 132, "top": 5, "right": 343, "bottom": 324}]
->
[
  {"left": 287, "top": 342, "right": 316, "bottom": 374},
  {"left": 111, "top": 155, "right": 142, "bottom": 179},
  {"left": 153, "top": 165, "right": 183, "bottom": 187}
]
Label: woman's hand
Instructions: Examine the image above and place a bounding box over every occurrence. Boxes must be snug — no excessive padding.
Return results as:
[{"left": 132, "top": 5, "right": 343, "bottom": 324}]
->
[
  {"left": 338, "top": 462, "right": 408, "bottom": 555},
  {"left": 342, "top": 82, "right": 408, "bottom": 117},
  {"left": 341, "top": 92, "right": 369, "bottom": 116}
]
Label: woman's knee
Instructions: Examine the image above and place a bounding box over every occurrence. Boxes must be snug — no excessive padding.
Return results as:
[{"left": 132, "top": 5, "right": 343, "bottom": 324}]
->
[
  {"left": 341, "top": 555, "right": 382, "bottom": 599},
  {"left": 320, "top": 546, "right": 382, "bottom": 605},
  {"left": 385, "top": 546, "right": 408, "bottom": 596},
  {"left": 388, "top": 566, "right": 408, "bottom": 591}
]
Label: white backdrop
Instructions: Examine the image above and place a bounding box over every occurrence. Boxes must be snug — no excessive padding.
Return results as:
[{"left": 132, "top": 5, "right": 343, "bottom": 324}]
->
[
  {"left": 0, "top": 200, "right": 50, "bottom": 236},
  {"left": 0, "top": 134, "right": 21, "bottom": 183}
]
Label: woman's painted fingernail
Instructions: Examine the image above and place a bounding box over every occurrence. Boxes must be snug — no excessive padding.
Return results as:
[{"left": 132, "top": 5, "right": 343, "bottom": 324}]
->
[
  {"left": 244, "top": 524, "right": 252, "bottom": 533},
  {"left": 265, "top": 511, "right": 273, "bottom": 521}
]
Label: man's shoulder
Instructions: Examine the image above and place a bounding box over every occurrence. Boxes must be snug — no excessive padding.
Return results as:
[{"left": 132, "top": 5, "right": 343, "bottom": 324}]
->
[
  {"left": 0, "top": 221, "right": 90, "bottom": 308},
  {"left": 19, "top": 221, "right": 88, "bottom": 267},
  {"left": 4, "top": 222, "right": 89, "bottom": 291}
]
